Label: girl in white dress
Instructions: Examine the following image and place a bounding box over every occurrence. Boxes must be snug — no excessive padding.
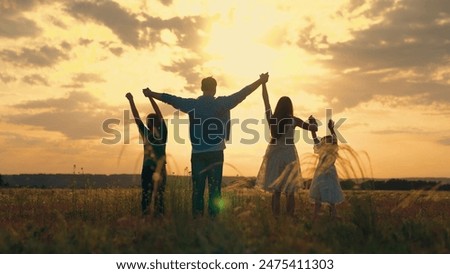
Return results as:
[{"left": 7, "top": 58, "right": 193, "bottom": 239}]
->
[
  {"left": 256, "top": 81, "right": 317, "bottom": 216},
  {"left": 308, "top": 117, "right": 344, "bottom": 221}
]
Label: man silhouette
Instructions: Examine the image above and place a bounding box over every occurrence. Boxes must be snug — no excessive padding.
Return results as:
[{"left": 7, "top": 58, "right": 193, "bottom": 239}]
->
[{"left": 144, "top": 73, "right": 269, "bottom": 217}]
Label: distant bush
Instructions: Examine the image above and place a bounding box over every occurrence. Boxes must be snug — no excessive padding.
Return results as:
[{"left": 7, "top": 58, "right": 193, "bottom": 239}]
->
[
  {"left": 0, "top": 174, "right": 8, "bottom": 188},
  {"left": 360, "top": 180, "right": 379, "bottom": 190},
  {"left": 340, "top": 179, "right": 356, "bottom": 190},
  {"left": 358, "top": 179, "right": 447, "bottom": 191},
  {"left": 438, "top": 184, "right": 450, "bottom": 191}
]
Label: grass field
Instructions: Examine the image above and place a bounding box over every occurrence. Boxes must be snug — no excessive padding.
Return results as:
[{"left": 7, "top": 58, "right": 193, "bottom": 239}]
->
[{"left": 0, "top": 176, "right": 449, "bottom": 253}]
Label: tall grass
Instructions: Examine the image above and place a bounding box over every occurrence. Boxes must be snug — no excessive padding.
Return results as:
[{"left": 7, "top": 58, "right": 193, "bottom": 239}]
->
[{"left": 0, "top": 179, "right": 449, "bottom": 253}]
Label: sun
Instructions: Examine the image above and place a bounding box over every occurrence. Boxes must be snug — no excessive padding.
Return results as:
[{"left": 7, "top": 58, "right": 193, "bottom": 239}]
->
[
  {"left": 201, "top": 3, "right": 281, "bottom": 80},
  {"left": 200, "top": 1, "right": 332, "bottom": 91}
]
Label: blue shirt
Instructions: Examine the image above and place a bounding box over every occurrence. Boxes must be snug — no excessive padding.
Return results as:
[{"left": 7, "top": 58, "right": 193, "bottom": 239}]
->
[{"left": 161, "top": 85, "right": 253, "bottom": 153}]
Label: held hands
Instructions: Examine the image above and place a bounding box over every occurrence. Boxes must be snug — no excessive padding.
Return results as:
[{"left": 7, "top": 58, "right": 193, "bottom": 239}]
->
[
  {"left": 125, "top": 92, "right": 133, "bottom": 100},
  {"left": 308, "top": 115, "right": 317, "bottom": 126},
  {"left": 308, "top": 115, "right": 318, "bottom": 132},
  {"left": 143, "top": 88, "right": 152, "bottom": 97},
  {"left": 309, "top": 124, "right": 318, "bottom": 132},
  {"left": 259, "top": 72, "right": 269, "bottom": 84}
]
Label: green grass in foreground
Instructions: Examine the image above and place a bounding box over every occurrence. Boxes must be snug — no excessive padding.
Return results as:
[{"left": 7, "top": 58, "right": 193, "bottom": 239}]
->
[{"left": 0, "top": 176, "right": 449, "bottom": 253}]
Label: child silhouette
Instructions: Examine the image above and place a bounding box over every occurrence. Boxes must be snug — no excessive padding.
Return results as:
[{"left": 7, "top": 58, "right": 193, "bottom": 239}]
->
[
  {"left": 126, "top": 92, "right": 167, "bottom": 217},
  {"left": 308, "top": 116, "right": 344, "bottom": 221}
]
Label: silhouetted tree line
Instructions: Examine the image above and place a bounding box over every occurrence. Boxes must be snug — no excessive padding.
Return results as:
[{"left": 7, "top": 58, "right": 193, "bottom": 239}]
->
[
  {"left": 349, "top": 178, "right": 450, "bottom": 191},
  {"left": 303, "top": 179, "right": 449, "bottom": 191},
  {"left": 0, "top": 174, "right": 8, "bottom": 188},
  {"left": 1, "top": 174, "right": 449, "bottom": 191},
  {"left": 1, "top": 174, "right": 141, "bottom": 188}
]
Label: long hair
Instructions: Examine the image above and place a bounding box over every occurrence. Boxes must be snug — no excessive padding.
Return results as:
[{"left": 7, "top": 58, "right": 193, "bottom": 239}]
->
[
  {"left": 146, "top": 113, "right": 161, "bottom": 129},
  {"left": 146, "top": 113, "right": 166, "bottom": 144},
  {"left": 271, "top": 96, "right": 294, "bottom": 139}
]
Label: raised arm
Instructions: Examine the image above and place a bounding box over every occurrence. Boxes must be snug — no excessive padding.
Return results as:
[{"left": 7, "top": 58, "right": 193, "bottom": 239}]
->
[
  {"left": 262, "top": 82, "right": 272, "bottom": 123},
  {"left": 308, "top": 116, "right": 320, "bottom": 145},
  {"left": 126, "top": 92, "right": 143, "bottom": 127},
  {"left": 143, "top": 87, "right": 195, "bottom": 113},
  {"left": 221, "top": 72, "right": 269, "bottom": 110},
  {"left": 247, "top": 72, "right": 269, "bottom": 95},
  {"left": 146, "top": 93, "right": 163, "bottom": 120},
  {"left": 147, "top": 93, "right": 168, "bottom": 142},
  {"left": 328, "top": 119, "right": 338, "bottom": 144},
  {"left": 143, "top": 88, "right": 163, "bottom": 101},
  {"left": 262, "top": 82, "right": 278, "bottom": 137},
  {"left": 294, "top": 116, "right": 318, "bottom": 132}
]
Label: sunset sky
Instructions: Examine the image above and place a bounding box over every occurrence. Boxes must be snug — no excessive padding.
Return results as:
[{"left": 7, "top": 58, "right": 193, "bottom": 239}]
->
[{"left": 1, "top": 0, "right": 449, "bottom": 178}]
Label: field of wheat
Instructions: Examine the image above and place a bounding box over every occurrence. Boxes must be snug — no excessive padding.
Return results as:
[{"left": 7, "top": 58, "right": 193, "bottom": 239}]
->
[{"left": 0, "top": 176, "right": 449, "bottom": 253}]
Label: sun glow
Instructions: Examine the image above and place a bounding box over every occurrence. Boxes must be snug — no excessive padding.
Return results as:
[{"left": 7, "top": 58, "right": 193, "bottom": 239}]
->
[
  {"left": 201, "top": 1, "right": 333, "bottom": 89},
  {"left": 204, "top": 9, "right": 278, "bottom": 79}
]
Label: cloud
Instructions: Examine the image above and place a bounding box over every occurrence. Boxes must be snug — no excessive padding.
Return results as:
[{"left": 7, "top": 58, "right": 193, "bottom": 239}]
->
[
  {"left": 437, "top": 137, "right": 450, "bottom": 146},
  {"left": 14, "top": 91, "right": 101, "bottom": 109},
  {"left": 6, "top": 90, "right": 178, "bottom": 140},
  {"left": 313, "top": 69, "right": 450, "bottom": 111},
  {"left": 0, "top": 16, "right": 41, "bottom": 38},
  {"left": 7, "top": 91, "right": 119, "bottom": 139},
  {"left": 0, "top": 131, "right": 52, "bottom": 149},
  {"left": 344, "top": 0, "right": 366, "bottom": 14},
  {"left": 158, "top": 0, "right": 173, "bottom": 6},
  {"left": 66, "top": 0, "right": 142, "bottom": 48},
  {"left": 0, "top": 45, "right": 69, "bottom": 67},
  {"left": 161, "top": 57, "right": 205, "bottom": 93},
  {"left": 65, "top": 1, "right": 215, "bottom": 92},
  {"left": 60, "top": 41, "right": 72, "bottom": 50},
  {"left": 141, "top": 14, "right": 214, "bottom": 51},
  {"left": 98, "top": 41, "right": 124, "bottom": 56},
  {"left": 73, "top": 73, "right": 105, "bottom": 83},
  {"left": 296, "top": 20, "right": 328, "bottom": 54},
  {"left": 372, "top": 128, "right": 423, "bottom": 135},
  {"left": 141, "top": 15, "right": 215, "bottom": 92},
  {"left": 78, "top": 38, "right": 93, "bottom": 46},
  {"left": 47, "top": 15, "right": 67, "bottom": 28},
  {"left": 329, "top": 7, "right": 450, "bottom": 69},
  {"left": 22, "top": 74, "right": 49, "bottom": 86},
  {"left": 0, "top": 0, "right": 53, "bottom": 38},
  {"left": 66, "top": 1, "right": 214, "bottom": 50},
  {"left": 61, "top": 83, "right": 84, "bottom": 89},
  {"left": 61, "top": 73, "right": 105, "bottom": 89},
  {"left": 300, "top": 0, "right": 450, "bottom": 110},
  {"left": 108, "top": 47, "right": 124, "bottom": 56},
  {"left": 0, "top": 73, "right": 17, "bottom": 83},
  {"left": 0, "top": 0, "right": 47, "bottom": 13},
  {"left": 340, "top": 0, "right": 393, "bottom": 18}
]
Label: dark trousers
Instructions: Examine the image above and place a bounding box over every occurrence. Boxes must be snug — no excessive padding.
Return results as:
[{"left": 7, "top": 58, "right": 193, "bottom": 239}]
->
[
  {"left": 191, "top": 150, "right": 224, "bottom": 217},
  {"left": 141, "top": 166, "right": 166, "bottom": 216}
]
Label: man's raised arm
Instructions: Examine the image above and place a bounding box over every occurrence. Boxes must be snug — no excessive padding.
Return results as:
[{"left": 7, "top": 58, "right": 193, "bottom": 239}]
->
[
  {"left": 143, "top": 87, "right": 196, "bottom": 113},
  {"left": 143, "top": 88, "right": 163, "bottom": 101},
  {"left": 143, "top": 89, "right": 163, "bottom": 120},
  {"left": 222, "top": 72, "right": 269, "bottom": 110}
]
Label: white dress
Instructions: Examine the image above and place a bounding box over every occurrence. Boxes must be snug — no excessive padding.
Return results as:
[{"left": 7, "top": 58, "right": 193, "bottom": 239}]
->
[
  {"left": 309, "top": 141, "right": 344, "bottom": 204},
  {"left": 256, "top": 125, "right": 303, "bottom": 194}
]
